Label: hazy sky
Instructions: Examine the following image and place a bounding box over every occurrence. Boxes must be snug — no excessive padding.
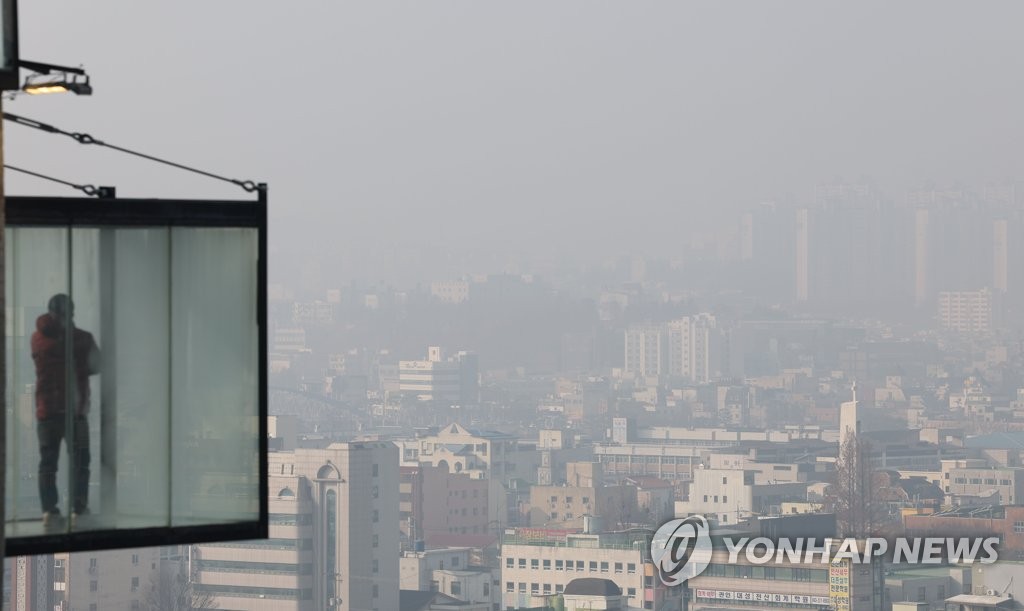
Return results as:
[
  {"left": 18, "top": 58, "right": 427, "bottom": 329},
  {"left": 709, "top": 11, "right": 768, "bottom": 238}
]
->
[{"left": 9, "top": 2, "right": 1024, "bottom": 285}]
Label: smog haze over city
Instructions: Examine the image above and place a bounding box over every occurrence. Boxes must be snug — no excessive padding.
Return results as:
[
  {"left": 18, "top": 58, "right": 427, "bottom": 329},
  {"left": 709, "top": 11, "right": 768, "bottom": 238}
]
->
[{"left": 7, "top": 2, "right": 1024, "bottom": 611}]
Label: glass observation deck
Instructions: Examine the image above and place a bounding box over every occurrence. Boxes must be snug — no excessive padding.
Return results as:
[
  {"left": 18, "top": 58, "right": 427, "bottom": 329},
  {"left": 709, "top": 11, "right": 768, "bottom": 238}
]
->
[{"left": 4, "top": 193, "right": 268, "bottom": 555}]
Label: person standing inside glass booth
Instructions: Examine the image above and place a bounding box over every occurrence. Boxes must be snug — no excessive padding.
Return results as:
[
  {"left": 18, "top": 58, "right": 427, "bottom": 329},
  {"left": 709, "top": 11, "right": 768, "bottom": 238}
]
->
[{"left": 31, "top": 293, "right": 101, "bottom": 529}]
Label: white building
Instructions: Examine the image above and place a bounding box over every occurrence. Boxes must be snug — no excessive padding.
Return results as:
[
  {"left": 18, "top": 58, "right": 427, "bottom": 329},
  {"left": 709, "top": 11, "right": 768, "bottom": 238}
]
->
[
  {"left": 668, "top": 314, "right": 718, "bottom": 383},
  {"left": 625, "top": 316, "right": 720, "bottom": 382},
  {"left": 500, "top": 530, "right": 672, "bottom": 611},
  {"left": 399, "top": 346, "right": 478, "bottom": 404},
  {"left": 430, "top": 281, "right": 471, "bottom": 304},
  {"left": 400, "top": 548, "right": 496, "bottom": 608},
  {"left": 193, "top": 443, "right": 399, "bottom": 611},
  {"left": 938, "top": 288, "right": 997, "bottom": 334},
  {"left": 623, "top": 325, "right": 666, "bottom": 378}
]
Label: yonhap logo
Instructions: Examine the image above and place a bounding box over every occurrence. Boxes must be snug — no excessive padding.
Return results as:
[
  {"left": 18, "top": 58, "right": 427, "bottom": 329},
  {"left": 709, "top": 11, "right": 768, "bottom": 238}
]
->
[{"left": 651, "top": 516, "right": 713, "bottom": 586}]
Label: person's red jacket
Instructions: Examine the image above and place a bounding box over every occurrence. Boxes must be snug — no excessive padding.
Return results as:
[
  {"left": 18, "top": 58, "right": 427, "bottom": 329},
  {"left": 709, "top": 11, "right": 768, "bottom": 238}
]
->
[{"left": 30, "top": 313, "right": 100, "bottom": 421}]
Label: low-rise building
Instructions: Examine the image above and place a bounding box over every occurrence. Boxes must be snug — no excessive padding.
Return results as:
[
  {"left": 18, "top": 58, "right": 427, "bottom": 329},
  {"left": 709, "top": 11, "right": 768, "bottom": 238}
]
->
[{"left": 500, "top": 529, "right": 674, "bottom": 611}]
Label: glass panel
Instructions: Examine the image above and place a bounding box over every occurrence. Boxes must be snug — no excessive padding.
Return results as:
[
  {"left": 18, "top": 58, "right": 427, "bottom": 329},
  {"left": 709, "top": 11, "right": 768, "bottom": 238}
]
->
[
  {"left": 6, "top": 227, "right": 72, "bottom": 536},
  {"left": 88, "top": 228, "right": 172, "bottom": 530},
  {"left": 5, "top": 213, "right": 262, "bottom": 549},
  {"left": 68, "top": 228, "right": 101, "bottom": 531},
  {"left": 171, "top": 227, "right": 260, "bottom": 525}
]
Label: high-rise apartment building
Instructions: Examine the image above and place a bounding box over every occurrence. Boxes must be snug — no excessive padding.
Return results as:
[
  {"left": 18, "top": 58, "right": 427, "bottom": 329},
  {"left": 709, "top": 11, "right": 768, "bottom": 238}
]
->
[
  {"left": 625, "top": 316, "right": 719, "bottom": 383},
  {"left": 193, "top": 443, "right": 399, "bottom": 611},
  {"left": 938, "top": 288, "right": 998, "bottom": 335},
  {"left": 623, "top": 325, "right": 666, "bottom": 378}
]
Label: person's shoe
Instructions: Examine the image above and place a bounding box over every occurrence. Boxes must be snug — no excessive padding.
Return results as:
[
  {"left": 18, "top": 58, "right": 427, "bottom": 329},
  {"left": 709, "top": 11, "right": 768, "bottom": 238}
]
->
[
  {"left": 71, "top": 507, "right": 89, "bottom": 529},
  {"left": 42, "top": 510, "right": 64, "bottom": 531}
]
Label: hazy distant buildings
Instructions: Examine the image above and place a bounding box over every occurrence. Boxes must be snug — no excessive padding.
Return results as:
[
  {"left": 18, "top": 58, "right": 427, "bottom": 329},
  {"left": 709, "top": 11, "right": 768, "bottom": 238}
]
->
[
  {"left": 909, "top": 185, "right": 1019, "bottom": 312},
  {"left": 624, "top": 316, "right": 720, "bottom": 383},
  {"left": 623, "top": 324, "right": 665, "bottom": 378},
  {"left": 399, "top": 346, "right": 479, "bottom": 405},
  {"left": 668, "top": 314, "right": 718, "bottom": 383},
  {"left": 795, "top": 207, "right": 810, "bottom": 303},
  {"left": 430, "top": 280, "right": 471, "bottom": 304},
  {"left": 938, "top": 288, "right": 998, "bottom": 334},
  {"left": 194, "top": 443, "right": 399, "bottom": 611}
]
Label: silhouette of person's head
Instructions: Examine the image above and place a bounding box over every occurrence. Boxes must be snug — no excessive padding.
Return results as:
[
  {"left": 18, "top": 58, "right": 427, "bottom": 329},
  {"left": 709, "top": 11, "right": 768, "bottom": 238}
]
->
[{"left": 48, "top": 294, "right": 74, "bottom": 326}]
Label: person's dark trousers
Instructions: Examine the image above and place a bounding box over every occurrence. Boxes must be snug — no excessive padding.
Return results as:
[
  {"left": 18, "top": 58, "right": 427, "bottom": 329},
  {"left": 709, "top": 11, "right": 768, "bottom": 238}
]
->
[{"left": 37, "top": 415, "right": 90, "bottom": 514}]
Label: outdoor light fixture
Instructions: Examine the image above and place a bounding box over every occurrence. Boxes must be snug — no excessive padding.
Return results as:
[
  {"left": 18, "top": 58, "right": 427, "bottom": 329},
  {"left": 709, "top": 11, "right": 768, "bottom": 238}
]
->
[
  {"left": 23, "top": 72, "right": 91, "bottom": 95},
  {"left": 18, "top": 59, "right": 92, "bottom": 96}
]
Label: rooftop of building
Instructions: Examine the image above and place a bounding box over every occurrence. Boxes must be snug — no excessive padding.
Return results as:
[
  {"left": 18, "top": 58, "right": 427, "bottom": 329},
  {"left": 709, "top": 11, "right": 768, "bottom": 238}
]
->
[{"left": 927, "top": 505, "right": 1007, "bottom": 519}]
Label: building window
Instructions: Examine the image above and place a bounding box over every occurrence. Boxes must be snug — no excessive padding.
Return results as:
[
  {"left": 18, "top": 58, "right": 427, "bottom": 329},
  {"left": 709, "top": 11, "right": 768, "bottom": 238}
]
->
[
  {"left": 372, "top": 584, "right": 378, "bottom": 598},
  {"left": 372, "top": 464, "right": 379, "bottom": 477},
  {"left": 1014, "top": 521, "right": 1024, "bottom": 534},
  {"left": 589, "top": 561, "right": 597, "bottom": 572},
  {"left": 615, "top": 562, "right": 623, "bottom": 573},
  {"left": 373, "top": 534, "right": 379, "bottom": 548},
  {"left": 131, "top": 554, "right": 139, "bottom": 566},
  {"left": 373, "top": 560, "right": 379, "bottom": 574},
  {"left": 531, "top": 559, "right": 539, "bottom": 569},
  {"left": 531, "top": 583, "right": 539, "bottom": 594},
  {"left": 628, "top": 588, "right": 637, "bottom": 596},
  {"left": 131, "top": 576, "right": 139, "bottom": 592},
  {"left": 918, "top": 587, "right": 926, "bottom": 602},
  {"left": 518, "top": 582, "right": 526, "bottom": 592},
  {"left": 600, "top": 561, "right": 609, "bottom": 573},
  {"left": 627, "top": 563, "right": 636, "bottom": 573},
  {"left": 451, "top": 582, "right": 461, "bottom": 596},
  {"left": 555, "top": 560, "right": 564, "bottom": 570},
  {"left": 372, "top": 510, "right": 379, "bottom": 523},
  {"left": 519, "top": 559, "right": 526, "bottom": 569},
  {"left": 506, "top": 582, "right": 514, "bottom": 593},
  {"left": 90, "top": 581, "right": 98, "bottom": 592},
  {"left": 543, "top": 559, "right": 551, "bottom": 570},
  {"left": 506, "top": 558, "right": 514, "bottom": 568}
]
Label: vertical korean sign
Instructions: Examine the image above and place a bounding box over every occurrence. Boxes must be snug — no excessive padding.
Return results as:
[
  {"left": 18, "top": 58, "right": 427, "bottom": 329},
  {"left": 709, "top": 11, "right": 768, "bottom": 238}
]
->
[{"left": 829, "top": 557, "right": 851, "bottom": 610}]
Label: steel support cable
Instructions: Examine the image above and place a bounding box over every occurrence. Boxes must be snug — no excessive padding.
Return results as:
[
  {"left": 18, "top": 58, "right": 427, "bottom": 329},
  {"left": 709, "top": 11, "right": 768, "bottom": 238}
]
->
[{"left": 3, "top": 112, "right": 261, "bottom": 193}]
